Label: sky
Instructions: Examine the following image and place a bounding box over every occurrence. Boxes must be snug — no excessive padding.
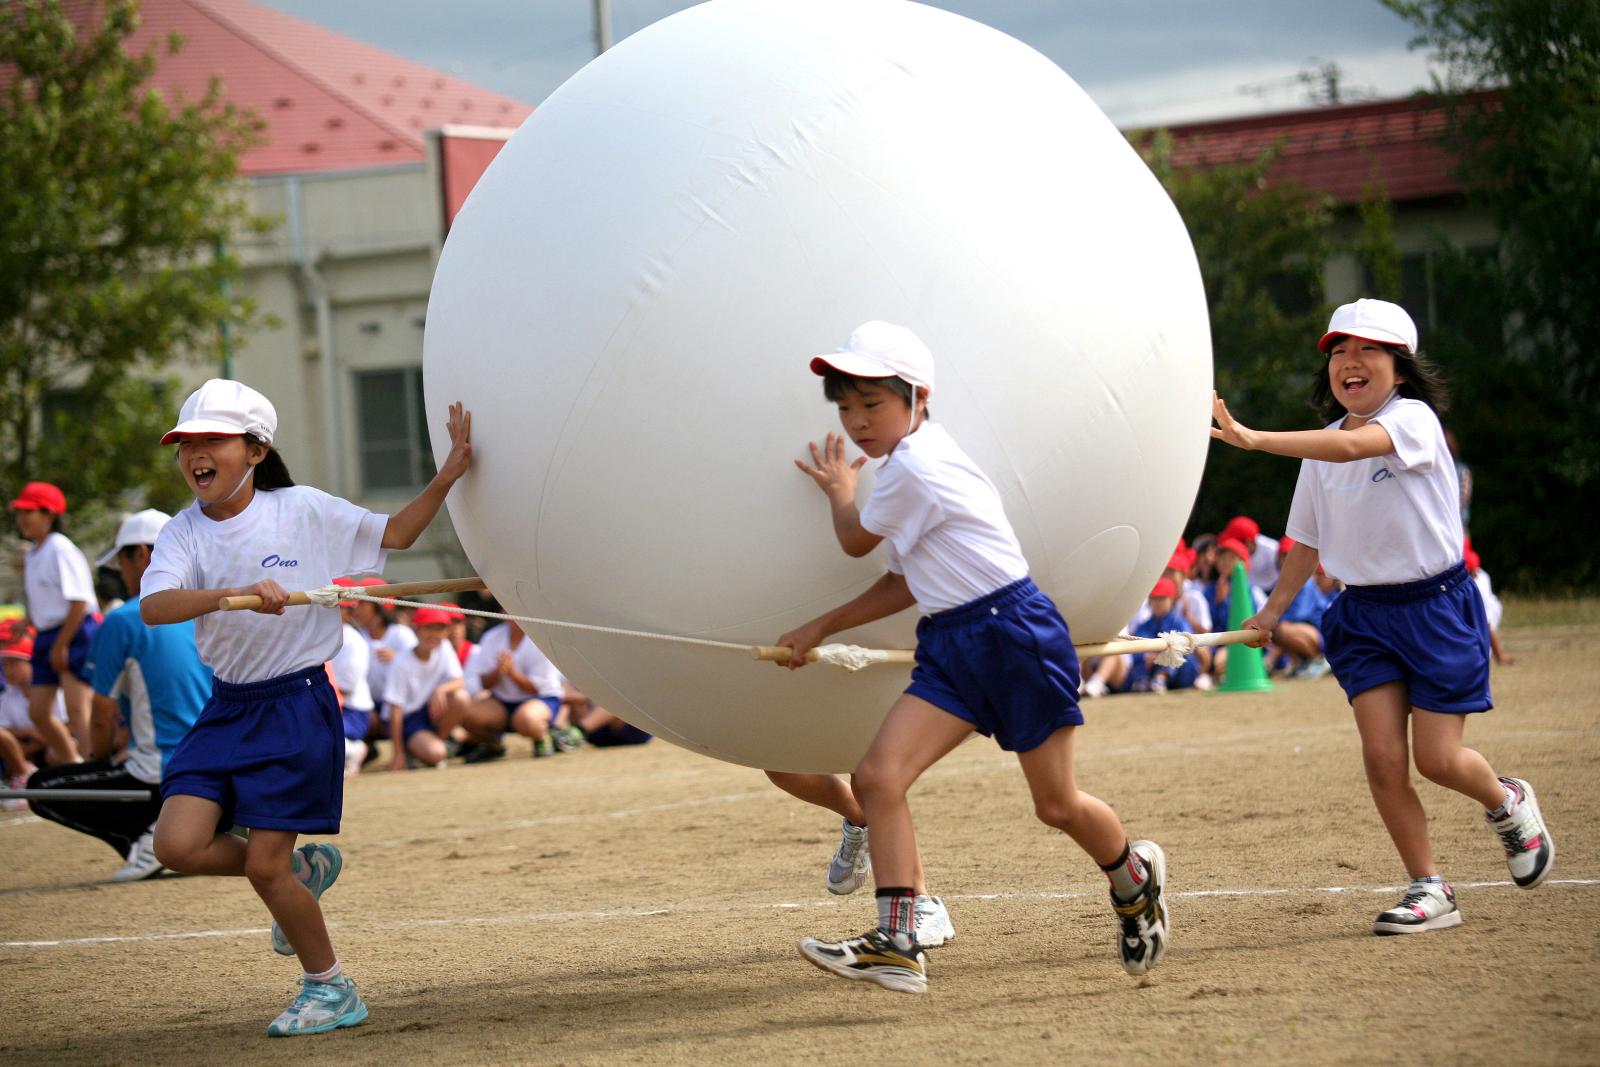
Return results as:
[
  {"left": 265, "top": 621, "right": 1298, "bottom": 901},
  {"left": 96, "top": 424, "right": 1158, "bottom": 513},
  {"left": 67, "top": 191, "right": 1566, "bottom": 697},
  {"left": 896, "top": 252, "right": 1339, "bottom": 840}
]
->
[{"left": 253, "top": 0, "right": 1444, "bottom": 127}]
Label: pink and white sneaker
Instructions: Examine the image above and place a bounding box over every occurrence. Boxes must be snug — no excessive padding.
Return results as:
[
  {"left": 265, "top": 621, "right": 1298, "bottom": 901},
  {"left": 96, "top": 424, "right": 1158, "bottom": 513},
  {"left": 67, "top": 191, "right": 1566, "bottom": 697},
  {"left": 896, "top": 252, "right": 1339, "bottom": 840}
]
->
[
  {"left": 1487, "top": 776, "right": 1555, "bottom": 888},
  {"left": 1373, "top": 879, "right": 1461, "bottom": 935}
]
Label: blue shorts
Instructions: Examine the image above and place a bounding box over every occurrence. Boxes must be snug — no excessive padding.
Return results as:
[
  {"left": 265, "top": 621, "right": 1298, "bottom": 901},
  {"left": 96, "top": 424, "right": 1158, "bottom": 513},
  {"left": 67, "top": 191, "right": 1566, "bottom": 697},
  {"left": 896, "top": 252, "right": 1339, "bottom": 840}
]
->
[
  {"left": 341, "top": 708, "right": 373, "bottom": 741},
  {"left": 31, "top": 618, "right": 99, "bottom": 687},
  {"left": 161, "top": 664, "right": 344, "bottom": 834},
  {"left": 1127, "top": 654, "right": 1200, "bottom": 690},
  {"left": 1322, "top": 562, "right": 1492, "bottom": 713},
  {"left": 493, "top": 694, "right": 560, "bottom": 726},
  {"left": 401, "top": 706, "right": 438, "bottom": 743},
  {"left": 906, "top": 577, "right": 1083, "bottom": 753}
]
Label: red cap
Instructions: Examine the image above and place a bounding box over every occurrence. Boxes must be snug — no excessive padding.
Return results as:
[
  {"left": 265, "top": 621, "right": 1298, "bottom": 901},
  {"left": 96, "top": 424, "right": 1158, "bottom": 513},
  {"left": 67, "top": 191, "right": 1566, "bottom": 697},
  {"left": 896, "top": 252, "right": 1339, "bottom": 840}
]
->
[
  {"left": 1216, "top": 537, "right": 1251, "bottom": 569},
  {"left": 1149, "top": 578, "right": 1178, "bottom": 599},
  {"left": 1, "top": 636, "right": 34, "bottom": 660},
  {"left": 1278, "top": 536, "right": 1295, "bottom": 556},
  {"left": 1464, "top": 549, "right": 1481, "bottom": 572},
  {"left": 1221, "top": 515, "right": 1258, "bottom": 543},
  {"left": 357, "top": 577, "right": 387, "bottom": 588},
  {"left": 10, "top": 481, "right": 66, "bottom": 515},
  {"left": 1166, "top": 551, "right": 1189, "bottom": 573},
  {"left": 411, "top": 606, "right": 452, "bottom": 628},
  {"left": 438, "top": 602, "right": 466, "bottom": 620}
]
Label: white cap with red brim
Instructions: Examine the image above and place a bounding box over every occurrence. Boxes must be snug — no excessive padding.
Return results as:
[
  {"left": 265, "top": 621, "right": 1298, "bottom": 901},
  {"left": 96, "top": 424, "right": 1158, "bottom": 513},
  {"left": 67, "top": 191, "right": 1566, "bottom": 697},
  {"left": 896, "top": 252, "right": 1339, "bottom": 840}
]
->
[
  {"left": 808, "top": 321, "right": 935, "bottom": 395},
  {"left": 160, "top": 379, "right": 278, "bottom": 446},
  {"left": 1319, "top": 299, "right": 1418, "bottom": 355}
]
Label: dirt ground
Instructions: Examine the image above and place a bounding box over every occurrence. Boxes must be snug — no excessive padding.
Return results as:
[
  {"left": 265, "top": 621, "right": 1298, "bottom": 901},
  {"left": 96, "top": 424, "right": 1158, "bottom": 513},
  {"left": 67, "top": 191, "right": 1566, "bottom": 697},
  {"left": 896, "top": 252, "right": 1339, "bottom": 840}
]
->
[{"left": 2, "top": 615, "right": 1595, "bottom": 1066}]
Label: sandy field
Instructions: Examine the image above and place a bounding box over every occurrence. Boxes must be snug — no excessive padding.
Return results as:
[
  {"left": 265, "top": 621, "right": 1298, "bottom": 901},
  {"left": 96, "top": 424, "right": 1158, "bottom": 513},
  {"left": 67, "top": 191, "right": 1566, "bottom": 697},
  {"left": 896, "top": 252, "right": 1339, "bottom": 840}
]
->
[{"left": 2, "top": 613, "right": 1595, "bottom": 1066}]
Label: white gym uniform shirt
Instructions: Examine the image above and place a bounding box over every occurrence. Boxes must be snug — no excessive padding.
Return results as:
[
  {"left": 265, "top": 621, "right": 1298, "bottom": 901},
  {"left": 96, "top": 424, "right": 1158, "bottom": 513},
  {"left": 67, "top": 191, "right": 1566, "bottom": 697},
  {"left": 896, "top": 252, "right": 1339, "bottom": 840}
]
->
[
  {"left": 859, "top": 422, "right": 1029, "bottom": 613},
  {"left": 329, "top": 622, "right": 374, "bottom": 712},
  {"left": 143, "top": 486, "right": 389, "bottom": 683},
  {"left": 25, "top": 533, "right": 98, "bottom": 629},
  {"left": 1285, "top": 394, "right": 1463, "bottom": 586},
  {"left": 464, "top": 623, "right": 564, "bottom": 701},
  {"left": 365, "top": 623, "right": 417, "bottom": 707},
  {"left": 382, "top": 642, "right": 463, "bottom": 713}
]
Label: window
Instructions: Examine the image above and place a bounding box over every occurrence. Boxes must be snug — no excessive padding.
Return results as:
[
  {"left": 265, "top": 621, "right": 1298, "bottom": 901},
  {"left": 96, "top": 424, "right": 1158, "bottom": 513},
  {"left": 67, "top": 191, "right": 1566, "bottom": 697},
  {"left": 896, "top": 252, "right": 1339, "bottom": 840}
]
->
[{"left": 354, "top": 368, "right": 435, "bottom": 491}]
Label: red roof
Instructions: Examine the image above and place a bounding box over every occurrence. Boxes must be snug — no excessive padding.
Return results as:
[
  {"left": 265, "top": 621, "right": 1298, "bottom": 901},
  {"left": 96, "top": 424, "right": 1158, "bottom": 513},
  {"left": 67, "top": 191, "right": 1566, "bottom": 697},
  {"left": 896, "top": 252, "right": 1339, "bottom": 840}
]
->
[
  {"left": 108, "top": 0, "right": 532, "bottom": 175},
  {"left": 1149, "top": 94, "right": 1492, "bottom": 205}
]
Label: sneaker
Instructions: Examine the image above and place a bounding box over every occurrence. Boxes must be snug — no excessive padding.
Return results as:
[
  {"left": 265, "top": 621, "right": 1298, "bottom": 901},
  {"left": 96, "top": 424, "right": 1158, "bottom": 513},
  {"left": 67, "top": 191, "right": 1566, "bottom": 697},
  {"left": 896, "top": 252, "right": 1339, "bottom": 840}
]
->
[
  {"left": 462, "top": 741, "right": 507, "bottom": 764},
  {"left": 112, "top": 830, "right": 164, "bottom": 882},
  {"left": 2, "top": 765, "right": 37, "bottom": 811},
  {"left": 914, "top": 895, "right": 956, "bottom": 948},
  {"left": 1082, "top": 676, "right": 1109, "bottom": 699},
  {"left": 1372, "top": 879, "right": 1461, "bottom": 935},
  {"left": 1111, "top": 840, "right": 1169, "bottom": 976},
  {"left": 1149, "top": 673, "right": 1168, "bottom": 694},
  {"left": 799, "top": 929, "right": 927, "bottom": 994},
  {"left": 826, "top": 819, "right": 870, "bottom": 895},
  {"left": 551, "top": 724, "right": 585, "bottom": 753},
  {"left": 1298, "top": 656, "right": 1331, "bottom": 680},
  {"left": 532, "top": 737, "right": 554, "bottom": 758},
  {"left": 266, "top": 974, "right": 368, "bottom": 1037},
  {"left": 1193, "top": 673, "right": 1214, "bottom": 691},
  {"left": 272, "top": 844, "right": 343, "bottom": 957},
  {"left": 1487, "top": 777, "right": 1555, "bottom": 888},
  {"left": 343, "top": 739, "right": 367, "bottom": 779}
]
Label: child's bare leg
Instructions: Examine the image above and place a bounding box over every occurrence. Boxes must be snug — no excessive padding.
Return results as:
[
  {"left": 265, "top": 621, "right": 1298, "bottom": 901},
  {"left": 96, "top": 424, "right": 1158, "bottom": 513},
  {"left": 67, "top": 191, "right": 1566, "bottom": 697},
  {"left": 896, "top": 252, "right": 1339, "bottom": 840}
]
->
[
  {"left": 1352, "top": 683, "right": 1436, "bottom": 877},
  {"left": 1274, "top": 622, "right": 1322, "bottom": 662},
  {"left": 244, "top": 829, "right": 336, "bottom": 974},
  {"left": 510, "top": 701, "right": 551, "bottom": 742},
  {"left": 59, "top": 674, "right": 95, "bottom": 754},
  {"left": 152, "top": 796, "right": 247, "bottom": 875},
  {"left": 766, "top": 771, "right": 866, "bottom": 826},
  {"left": 1411, "top": 709, "right": 1507, "bottom": 810},
  {"left": 432, "top": 690, "right": 471, "bottom": 736},
  {"left": 27, "top": 687, "right": 79, "bottom": 764},
  {"left": 853, "top": 695, "right": 973, "bottom": 887},
  {"left": 462, "top": 698, "right": 508, "bottom": 743},
  {"left": 0, "top": 727, "right": 30, "bottom": 776},
  {"left": 408, "top": 731, "right": 448, "bottom": 767},
  {"left": 1014, "top": 726, "right": 1128, "bottom": 864}
]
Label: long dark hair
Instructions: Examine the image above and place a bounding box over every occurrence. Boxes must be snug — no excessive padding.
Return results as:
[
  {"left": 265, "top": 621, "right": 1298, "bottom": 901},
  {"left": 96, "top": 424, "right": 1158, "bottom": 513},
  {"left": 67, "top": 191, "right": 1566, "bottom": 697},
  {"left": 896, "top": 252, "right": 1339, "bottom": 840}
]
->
[
  {"left": 1311, "top": 338, "right": 1450, "bottom": 422},
  {"left": 247, "top": 434, "right": 295, "bottom": 490}
]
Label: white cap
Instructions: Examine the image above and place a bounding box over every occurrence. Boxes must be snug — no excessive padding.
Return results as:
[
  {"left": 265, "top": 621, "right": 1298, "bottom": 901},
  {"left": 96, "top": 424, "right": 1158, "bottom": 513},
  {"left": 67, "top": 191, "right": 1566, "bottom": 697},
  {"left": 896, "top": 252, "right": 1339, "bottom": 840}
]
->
[
  {"left": 1319, "top": 299, "right": 1418, "bottom": 355},
  {"left": 95, "top": 508, "right": 172, "bottom": 567},
  {"left": 809, "top": 321, "right": 936, "bottom": 395},
  {"left": 160, "top": 379, "right": 277, "bottom": 446}
]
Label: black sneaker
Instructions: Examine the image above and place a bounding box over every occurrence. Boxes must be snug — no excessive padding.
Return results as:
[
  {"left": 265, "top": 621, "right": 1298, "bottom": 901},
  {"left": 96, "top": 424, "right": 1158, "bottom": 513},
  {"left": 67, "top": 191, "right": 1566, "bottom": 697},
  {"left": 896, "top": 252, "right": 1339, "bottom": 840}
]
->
[
  {"left": 798, "top": 928, "right": 927, "bottom": 993},
  {"left": 1111, "top": 840, "right": 1169, "bottom": 975},
  {"left": 462, "top": 742, "right": 507, "bottom": 765}
]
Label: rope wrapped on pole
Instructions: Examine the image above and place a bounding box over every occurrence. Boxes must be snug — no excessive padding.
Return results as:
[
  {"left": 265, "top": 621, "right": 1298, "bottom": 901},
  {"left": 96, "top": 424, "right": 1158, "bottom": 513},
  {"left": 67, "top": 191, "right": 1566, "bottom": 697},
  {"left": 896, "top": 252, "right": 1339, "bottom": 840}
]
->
[{"left": 218, "top": 577, "right": 487, "bottom": 612}]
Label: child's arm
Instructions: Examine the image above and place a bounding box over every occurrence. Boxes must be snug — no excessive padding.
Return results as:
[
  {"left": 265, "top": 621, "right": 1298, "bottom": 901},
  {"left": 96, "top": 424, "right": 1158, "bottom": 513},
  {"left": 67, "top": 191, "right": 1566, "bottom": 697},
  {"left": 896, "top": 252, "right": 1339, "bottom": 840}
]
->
[
  {"left": 142, "top": 580, "right": 290, "bottom": 624},
  {"left": 794, "top": 433, "right": 882, "bottom": 558},
  {"left": 1212, "top": 393, "right": 1394, "bottom": 463},
  {"left": 773, "top": 571, "right": 915, "bottom": 670},
  {"left": 383, "top": 402, "right": 473, "bottom": 550},
  {"left": 1241, "top": 542, "right": 1321, "bottom": 646}
]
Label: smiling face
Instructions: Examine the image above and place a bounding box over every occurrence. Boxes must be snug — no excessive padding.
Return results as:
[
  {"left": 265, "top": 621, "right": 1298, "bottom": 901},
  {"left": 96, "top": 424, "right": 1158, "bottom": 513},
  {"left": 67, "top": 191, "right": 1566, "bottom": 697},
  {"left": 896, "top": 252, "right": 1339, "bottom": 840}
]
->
[
  {"left": 414, "top": 623, "right": 447, "bottom": 656},
  {"left": 175, "top": 434, "right": 266, "bottom": 514},
  {"left": 1327, "top": 335, "right": 1405, "bottom": 419},
  {"left": 833, "top": 379, "right": 925, "bottom": 459}
]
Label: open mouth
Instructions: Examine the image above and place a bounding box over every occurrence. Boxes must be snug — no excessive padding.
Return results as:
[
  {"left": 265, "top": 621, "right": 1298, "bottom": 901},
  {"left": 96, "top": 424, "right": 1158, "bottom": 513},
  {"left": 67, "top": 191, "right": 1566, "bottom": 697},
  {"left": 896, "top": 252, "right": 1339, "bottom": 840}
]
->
[
  {"left": 192, "top": 467, "right": 216, "bottom": 490},
  {"left": 1341, "top": 375, "right": 1369, "bottom": 395}
]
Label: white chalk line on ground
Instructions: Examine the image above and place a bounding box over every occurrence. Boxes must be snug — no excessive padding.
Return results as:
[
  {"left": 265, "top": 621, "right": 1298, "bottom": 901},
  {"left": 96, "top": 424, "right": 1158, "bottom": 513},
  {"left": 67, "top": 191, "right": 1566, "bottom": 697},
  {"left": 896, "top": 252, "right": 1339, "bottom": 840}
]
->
[{"left": 3, "top": 878, "right": 1595, "bottom": 950}]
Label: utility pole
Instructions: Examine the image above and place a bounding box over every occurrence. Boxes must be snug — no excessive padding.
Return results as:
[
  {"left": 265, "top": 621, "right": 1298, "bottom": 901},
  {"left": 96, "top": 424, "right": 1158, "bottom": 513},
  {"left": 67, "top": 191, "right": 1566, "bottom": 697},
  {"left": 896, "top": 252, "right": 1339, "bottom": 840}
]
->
[{"left": 593, "top": 0, "right": 612, "bottom": 55}]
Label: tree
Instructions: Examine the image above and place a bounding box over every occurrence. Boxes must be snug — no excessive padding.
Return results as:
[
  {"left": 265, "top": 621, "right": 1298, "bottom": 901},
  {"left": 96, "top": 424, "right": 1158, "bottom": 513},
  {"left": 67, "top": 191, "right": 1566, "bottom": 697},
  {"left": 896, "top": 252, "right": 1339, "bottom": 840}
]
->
[
  {"left": 1383, "top": 0, "right": 1600, "bottom": 588},
  {"left": 1, "top": 0, "right": 264, "bottom": 534}
]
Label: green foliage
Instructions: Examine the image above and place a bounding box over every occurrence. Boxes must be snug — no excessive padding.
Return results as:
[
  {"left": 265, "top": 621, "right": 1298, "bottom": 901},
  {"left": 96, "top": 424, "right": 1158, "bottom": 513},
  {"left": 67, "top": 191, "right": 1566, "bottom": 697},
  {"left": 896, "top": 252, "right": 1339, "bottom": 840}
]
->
[
  {"left": 0, "top": 0, "right": 265, "bottom": 538},
  {"left": 1384, "top": 0, "right": 1600, "bottom": 589},
  {"left": 1140, "top": 133, "right": 1344, "bottom": 538}
]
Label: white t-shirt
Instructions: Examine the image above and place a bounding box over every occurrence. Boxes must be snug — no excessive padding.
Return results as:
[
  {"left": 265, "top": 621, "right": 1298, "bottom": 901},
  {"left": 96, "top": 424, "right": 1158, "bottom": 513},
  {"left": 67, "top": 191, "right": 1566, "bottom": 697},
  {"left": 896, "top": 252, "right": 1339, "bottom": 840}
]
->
[
  {"left": 858, "top": 422, "right": 1029, "bottom": 613},
  {"left": 465, "top": 623, "right": 564, "bottom": 700},
  {"left": 1473, "top": 570, "right": 1504, "bottom": 631},
  {"left": 1249, "top": 537, "right": 1281, "bottom": 596},
  {"left": 329, "top": 622, "right": 374, "bottom": 711},
  {"left": 24, "top": 532, "right": 98, "bottom": 630},
  {"left": 1285, "top": 395, "right": 1463, "bottom": 587},
  {"left": 142, "top": 486, "right": 389, "bottom": 684},
  {"left": 365, "top": 622, "right": 417, "bottom": 704},
  {"left": 0, "top": 682, "right": 65, "bottom": 730},
  {"left": 382, "top": 641, "right": 462, "bottom": 712}
]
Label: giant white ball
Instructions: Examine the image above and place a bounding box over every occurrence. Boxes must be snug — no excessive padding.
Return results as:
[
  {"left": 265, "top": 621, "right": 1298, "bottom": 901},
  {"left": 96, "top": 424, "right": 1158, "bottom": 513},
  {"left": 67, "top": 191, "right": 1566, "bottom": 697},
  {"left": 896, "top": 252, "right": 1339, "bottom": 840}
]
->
[{"left": 424, "top": 0, "right": 1211, "bottom": 773}]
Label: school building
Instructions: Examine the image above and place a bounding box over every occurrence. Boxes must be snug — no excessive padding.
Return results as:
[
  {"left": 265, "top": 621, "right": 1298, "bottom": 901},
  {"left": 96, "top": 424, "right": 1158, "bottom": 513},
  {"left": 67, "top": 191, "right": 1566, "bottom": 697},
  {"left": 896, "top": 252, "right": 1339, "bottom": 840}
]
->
[{"left": 104, "top": 0, "right": 1494, "bottom": 583}]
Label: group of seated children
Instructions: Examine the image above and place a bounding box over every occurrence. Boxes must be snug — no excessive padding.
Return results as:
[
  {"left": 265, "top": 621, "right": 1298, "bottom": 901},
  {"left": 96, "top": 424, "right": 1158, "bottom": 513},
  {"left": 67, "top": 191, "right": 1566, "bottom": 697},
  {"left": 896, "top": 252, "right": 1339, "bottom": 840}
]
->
[{"left": 325, "top": 585, "right": 649, "bottom": 776}]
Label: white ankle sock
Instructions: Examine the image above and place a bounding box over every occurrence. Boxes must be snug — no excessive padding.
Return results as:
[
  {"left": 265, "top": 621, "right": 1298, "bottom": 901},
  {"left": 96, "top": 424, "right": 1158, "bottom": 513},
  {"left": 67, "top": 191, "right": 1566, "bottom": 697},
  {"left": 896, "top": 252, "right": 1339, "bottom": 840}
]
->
[{"left": 305, "top": 959, "right": 341, "bottom": 983}]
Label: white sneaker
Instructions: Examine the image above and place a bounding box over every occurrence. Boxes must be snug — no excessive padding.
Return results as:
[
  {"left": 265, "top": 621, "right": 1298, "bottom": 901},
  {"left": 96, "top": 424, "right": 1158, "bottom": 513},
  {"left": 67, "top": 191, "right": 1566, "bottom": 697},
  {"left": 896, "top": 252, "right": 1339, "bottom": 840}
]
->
[
  {"left": 1487, "top": 777, "right": 1554, "bottom": 888},
  {"left": 914, "top": 895, "right": 956, "bottom": 947},
  {"left": 1111, "top": 840, "right": 1169, "bottom": 975},
  {"left": 1082, "top": 676, "right": 1109, "bottom": 699},
  {"left": 3, "top": 767, "right": 36, "bottom": 811},
  {"left": 343, "top": 739, "right": 367, "bottom": 779},
  {"left": 826, "top": 819, "right": 870, "bottom": 895},
  {"left": 1193, "top": 673, "right": 1214, "bottom": 691},
  {"left": 1373, "top": 879, "right": 1461, "bottom": 935},
  {"left": 112, "top": 830, "right": 164, "bottom": 882}
]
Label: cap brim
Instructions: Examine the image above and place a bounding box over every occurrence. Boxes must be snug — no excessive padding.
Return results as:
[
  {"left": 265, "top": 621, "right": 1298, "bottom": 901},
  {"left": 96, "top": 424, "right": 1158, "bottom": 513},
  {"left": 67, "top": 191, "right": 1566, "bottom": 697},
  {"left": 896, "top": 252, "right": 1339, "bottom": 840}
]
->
[
  {"left": 160, "top": 421, "right": 247, "bottom": 446},
  {"left": 809, "top": 353, "right": 894, "bottom": 379},
  {"left": 95, "top": 546, "right": 121, "bottom": 568},
  {"left": 1318, "top": 329, "right": 1410, "bottom": 353}
]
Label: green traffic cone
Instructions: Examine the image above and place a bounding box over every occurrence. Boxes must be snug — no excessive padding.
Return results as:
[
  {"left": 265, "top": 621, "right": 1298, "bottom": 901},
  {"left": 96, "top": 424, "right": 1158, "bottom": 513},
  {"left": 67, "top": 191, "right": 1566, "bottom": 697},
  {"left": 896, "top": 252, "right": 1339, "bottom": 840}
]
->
[{"left": 1218, "top": 559, "right": 1272, "bottom": 692}]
